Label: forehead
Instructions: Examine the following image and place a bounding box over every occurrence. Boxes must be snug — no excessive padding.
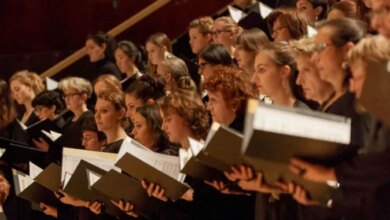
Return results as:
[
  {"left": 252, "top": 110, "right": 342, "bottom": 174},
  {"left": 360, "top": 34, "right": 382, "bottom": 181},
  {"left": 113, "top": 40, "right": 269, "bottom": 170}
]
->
[
  {"left": 96, "top": 98, "right": 114, "bottom": 108},
  {"left": 146, "top": 41, "right": 160, "bottom": 50},
  {"left": 255, "top": 51, "right": 274, "bottom": 65},
  {"left": 63, "top": 88, "right": 79, "bottom": 94},
  {"left": 132, "top": 111, "right": 145, "bottom": 121},
  {"left": 83, "top": 130, "right": 98, "bottom": 137},
  {"left": 314, "top": 26, "right": 333, "bottom": 43},
  {"left": 86, "top": 39, "right": 99, "bottom": 47},
  {"left": 371, "top": 0, "right": 390, "bottom": 8},
  {"left": 189, "top": 28, "right": 203, "bottom": 36}
]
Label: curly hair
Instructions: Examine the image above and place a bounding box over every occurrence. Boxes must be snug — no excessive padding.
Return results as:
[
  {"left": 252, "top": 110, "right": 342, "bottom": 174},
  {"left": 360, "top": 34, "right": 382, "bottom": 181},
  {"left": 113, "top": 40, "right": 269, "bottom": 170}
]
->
[
  {"left": 158, "top": 91, "right": 210, "bottom": 140},
  {"left": 188, "top": 16, "right": 214, "bottom": 35},
  {"left": 10, "top": 70, "right": 44, "bottom": 95},
  {"left": 93, "top": 74, "right": 122, "bottom": 93},
  {"left": 202, "top": 65, "right": 258, "bottom": 116}
]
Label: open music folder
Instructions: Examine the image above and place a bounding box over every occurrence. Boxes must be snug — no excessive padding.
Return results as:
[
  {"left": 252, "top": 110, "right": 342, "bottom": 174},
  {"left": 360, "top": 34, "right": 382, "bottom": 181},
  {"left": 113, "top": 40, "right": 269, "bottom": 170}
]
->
[
  {"left": 115, "top": 139, "right": 189, "bottom": 201},
  {"left": 0, "top": 137, "right": 46, "bottom": 164},
  {"left": 17, "top": 119, "right": 62, "bottom": 144},
  {"left": 91, "top": 169, "right": 156, "bottom": 218}
]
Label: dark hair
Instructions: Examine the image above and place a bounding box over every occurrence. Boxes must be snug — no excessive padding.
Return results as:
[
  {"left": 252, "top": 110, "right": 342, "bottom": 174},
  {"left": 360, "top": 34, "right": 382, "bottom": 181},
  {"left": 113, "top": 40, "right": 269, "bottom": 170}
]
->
[
  {"left": 235, "top": 28, "right": 269, "bottom": 52},
  {"left": 267, "top": 7, "right": 308, "bottom": 40},
  {"left": 87, "top": 31, "right": 117, "bottom": 62},
  {"left": 328, "top": 0, "right": 358, "bottom": 19},
  {"left": 317, "top": 18, "right": 367, "bottom": 47},
  {"left": 306, "top": 0, "right": 329, "bottom": 20},
  {"left": 81, "top": 115, "right": 106, "bottom": 142},
  {"left": 32, "top": 90, "right": 64, "bottom": 114},
  {"left": 0, "top": 80, "right": 16, "bottom": 131},
  {"left": 198, "top": 44, "right": 234, "bottom": 66},
  {"left": 136, "top": 105, "right": 176, "bottom": 153},
  {"left": 124, "top": 75, "right": 165, "bottom": 103},
  {"left": 116, "top": 40, "right": 147, "bottom": 73}
]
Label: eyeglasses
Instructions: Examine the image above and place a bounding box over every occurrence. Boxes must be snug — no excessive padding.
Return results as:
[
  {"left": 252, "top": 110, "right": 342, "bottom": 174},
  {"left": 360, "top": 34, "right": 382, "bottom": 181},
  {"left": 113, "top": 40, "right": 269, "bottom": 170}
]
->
[
  {"left": 81, "top": 135, "right": 97, "bottom": 142},
  {"left": 62, "top": 92, "right": 83, "bottom": 99},
  {"left": 313, "top": 43, "right": 334, "bottom": 53},
  {"left": 211, "top": 29, "right": 231, "bottom": 36}
]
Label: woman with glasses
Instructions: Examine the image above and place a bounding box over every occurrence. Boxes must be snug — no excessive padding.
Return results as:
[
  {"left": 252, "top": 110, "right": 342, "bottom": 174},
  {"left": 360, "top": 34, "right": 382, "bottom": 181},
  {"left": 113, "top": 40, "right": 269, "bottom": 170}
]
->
[
  {"left": 197, "top": 44, "right": 234, "bottom": 80},
  {"left": 58, "top": 77, "right": 94, "bottom": 149},
  {"left": 211, "top": 16, "right": 242, "bottom": 57}
]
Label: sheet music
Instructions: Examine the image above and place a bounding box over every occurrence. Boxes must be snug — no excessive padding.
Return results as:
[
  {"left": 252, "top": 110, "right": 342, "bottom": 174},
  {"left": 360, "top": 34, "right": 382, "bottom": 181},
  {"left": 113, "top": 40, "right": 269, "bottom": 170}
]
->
[
  {"left": 61, "top": 148, "right": 117, "bottom": 184},
  {"left": 121, "top": 146, "right": 185, "bottom": 182},
  {"left": 228, "top": 5, "right": 247, "bottom": 23},
  {"left": 116, "top": 137, "right": 151, "bottom": 163},
  {"left": 259, "top": 2, "right": 273, "bottom": 19},
  {"left": 86, "top": 169, "right": 102, "bottom": 189},
  {"left": 41, "top": 130, "right": 62, "bottom": 142},
  {"left": 29, "top": 162, "right": 43, "bottom": 179},
  {"left": 307, "top": 25, "right": 317, "bottom": 37},
  {"left": 46, "top": 77, "right": 59, "bottom": 91},
  {"left": 253, "top": 105, "right": 351, "bottom": 144},
  {"left": 17, "top": 173, "right": 34, "bottom": 192}
]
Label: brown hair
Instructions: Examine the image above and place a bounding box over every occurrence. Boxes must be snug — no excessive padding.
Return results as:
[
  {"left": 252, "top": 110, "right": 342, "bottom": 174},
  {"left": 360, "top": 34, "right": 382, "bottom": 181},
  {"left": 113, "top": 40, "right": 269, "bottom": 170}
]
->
[
  {"left": 267, "top": 7, "right": 308, "bottom": 40},
  {"left": 93, "top": 74, "right": 122, "bottom": 92},
  {"left": 146, "top": 32, "right": 172, "bottom": 75},
  {"left": 235, "top": 28, "right": 270, "bottom": 52},
  {"left": 214, "top": 16, "right": 243, "bottom": 34},
  {"left": 97, "top": 90, "right": 126, "bottom": 112},
  {"left": 188, "top": 16, "right": 214, "bottom": 35},
  {"left": 158, "top": 91, "right": 210, "bottom": 140},
  {"left": 289, "top": 37, "right": 317, "bottom": 57},
  {"left": 0, "top": 80, "right": 16, "bottom": 131},
  {"left": 202, "top": 65, "right": 258, "bottom": 116},
  {"left": 10, "top": 70, "right": 44, "bottom": 95},
  {"left": 328, "top": 0, "right": 358, "bottom": 19}
]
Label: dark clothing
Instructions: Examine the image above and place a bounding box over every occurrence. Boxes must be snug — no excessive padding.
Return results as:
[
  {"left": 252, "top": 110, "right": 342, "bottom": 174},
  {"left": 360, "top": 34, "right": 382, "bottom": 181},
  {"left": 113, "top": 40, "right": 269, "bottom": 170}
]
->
[
  {"left": 103, "top": 139, "right": 124, "bottom": 153},
  {"left": 58, "top": 111, "right": 94, "bottom": 149},
  {"left": 93, "top": 58, "right": 122, "bottom": 81},
  {"left": 9, "top": 112, "right": 40, "bottom": 146}
]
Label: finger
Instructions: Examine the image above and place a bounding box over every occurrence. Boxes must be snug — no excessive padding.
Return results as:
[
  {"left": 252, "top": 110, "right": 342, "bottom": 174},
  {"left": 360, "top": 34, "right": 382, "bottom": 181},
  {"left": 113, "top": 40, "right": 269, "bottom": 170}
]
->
[
  {"left": 111, "top": 199, "right": 119, "bottom": 207},
  {"left": 288, "top": 163, "right": 303, "bottom": 175},
  {"left": 141, "top": 180, "right": 147, "bottom": 189},
  {"left": 246, "top": 166, "right": 254, "bottom": 179},
  {"left": 290, "top": 158, "right": 311, "bottom": 169},
  {"left": 147, "top": 183, "right": 154, "bottom": 196}
]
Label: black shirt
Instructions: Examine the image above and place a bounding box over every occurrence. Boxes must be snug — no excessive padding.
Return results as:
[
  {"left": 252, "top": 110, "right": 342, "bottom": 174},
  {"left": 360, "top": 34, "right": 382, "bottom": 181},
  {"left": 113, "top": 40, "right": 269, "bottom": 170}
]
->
[{"left": 58, "top": 111, "right": 94, "bottom": 149}]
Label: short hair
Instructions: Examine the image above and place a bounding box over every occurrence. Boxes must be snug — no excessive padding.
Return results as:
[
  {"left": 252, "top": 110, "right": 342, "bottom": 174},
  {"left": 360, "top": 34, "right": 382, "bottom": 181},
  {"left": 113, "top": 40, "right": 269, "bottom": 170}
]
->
[
  {"left": 235, "top": 28, "right": 270, "bottom": 52},
  {"left": 158, "top": 91, "right": 210, "bottom": 140},
  {"left": 289, "top": 37, "right": 317, "bottom": 57},
  {"left": 198, "top": 44, "right": 234, "bottom": 66},
  {"left": 316, "top": 18, "right": 366, "bottom": 47},
  {"left": 93, "top": 74, "right": 122, "bottom": 92},
  {"left": 32, "top": 90, "right": 65, "bottom": 114},
  {"left": 348, "top": 35, "right": 390, "bottom": 64},
  {"left": 214, "top": 16, "right": 243, "bottom": 34},
  {"left": 135, "top": 104, "right": 175, "bottom": 153},
  {"left": 124, "top": 75, "right": 165, "bottom": 103},
  {"left": 188, "top": 16, "right": 214, "bottom": 35},
  {"left": 58, "top": 77, "right": 93, "bottom": 97},
  {"left": 328, "top": 0, "right": 358, "bottom": 19},
  {"left": 10, "top": 70, "right": 44, "bottom": 95},
  {"left": 267, "top": 7, "right": 308, "bottom": 40},
  {"left": 81, "top": 114, "right": 106, "bottom": 142},
  {"left": 97, "top": 90, "right": 126, "bottom": 112},
  {"left": 202, "top": 65, "right": 257, "bottom": 116}
]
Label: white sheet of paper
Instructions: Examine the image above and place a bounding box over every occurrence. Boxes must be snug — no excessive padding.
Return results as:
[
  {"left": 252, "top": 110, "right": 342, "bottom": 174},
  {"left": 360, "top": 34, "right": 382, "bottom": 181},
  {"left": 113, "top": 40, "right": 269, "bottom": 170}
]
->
[
  {"left": 41, "top": 130, "right": 62, "bottom": 142},
  {"left": 29, "top": 162, "right": 43, "bottom": 179},
  {"left": 86, "top": 169, "right": 102, "bottom": 189},
  {"left": 17, "top": 120, "right": 27, "bottom": 130},
  {"left": 61, "top": 148, "right": 117, "bottom": 184},
  {"left": 259, "top": 2, "right": 273, "bottom": 19},
  {"left": 0, "top": 148, "right": 6, "bottom": 158},
  {"left": 228, "top": 5, "right": 247, "bottom": 22},
  {"left": 307, "top": 25, "right": 317, "bottom": 37},
  {"left": 116, "top": 137, "right": 151, "bottom": 163},
  {"left": 46, "top": 77, "right": 59, "bottom": 91},
  {"left": 179, "top": 148, "right": 192, "bottom": 170},
  {"left": 188, "top": 138, "right": 205, "bottom": 156},
  {"left": 18, "top": 173, "right": 34, "bottom": 192},
  {"left": 121, "top": 145, "right": 185, "bottom": 182},
  {"left": 253, "top": 105, "right": 351, "bottom": 144},
  {"left": 62, "top": 172, "right": 72, "bottom": 188}
]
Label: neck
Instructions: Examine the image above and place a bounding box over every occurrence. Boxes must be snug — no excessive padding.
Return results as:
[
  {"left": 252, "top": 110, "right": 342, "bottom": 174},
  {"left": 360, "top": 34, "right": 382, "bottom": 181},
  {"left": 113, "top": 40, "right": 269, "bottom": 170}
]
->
[
  {"left": 223, "top": 113, "right": 236, "bottom": 127},
  {"left": 72, "top": 104, "right": 88, "bottom": 121},
  {"left": 272, "top": 88, "right": 296, "bottom": 107},
  {"left": 180, "top": 133, "right": 198, "bottom": 150},
  {"left": 24, "top": 102, "right": 33, "bottom": 113},
  {"left": 317, "top": 88, "right": 335, "bottom": 105},
  {"left": 126, "top": 65, "right": 139, "bottom": 78},
  {"left": 105, "top": 126, "right": 127, "bottom": 144}
]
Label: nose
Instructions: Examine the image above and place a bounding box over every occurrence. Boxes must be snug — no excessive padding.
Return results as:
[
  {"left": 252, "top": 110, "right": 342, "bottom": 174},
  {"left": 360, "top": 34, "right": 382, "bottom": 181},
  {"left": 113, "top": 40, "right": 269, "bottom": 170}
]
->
[{"left": 296, "top": 72, "right": 303, "bottom": 86}]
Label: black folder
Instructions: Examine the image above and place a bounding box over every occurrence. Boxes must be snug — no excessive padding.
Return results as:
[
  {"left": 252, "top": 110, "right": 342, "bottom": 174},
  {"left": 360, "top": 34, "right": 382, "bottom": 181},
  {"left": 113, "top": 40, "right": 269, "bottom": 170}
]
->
[
  {"left": 34, "top": 163, "right": 61, "bottom": 192},
  {"left": 63, "top": 160, "right": 122, "bottom": 217},
  {"left": 22, "top": 119, "right": 62, "bottom": 144},
  {"left": 0, "top": 137, "right": 46, "bottom": 164},
  {"left": 116, "top": 153, "right": 189, "bottom": 201},
  {"left": 92, "top": 170, "right": 155, "bottom": 219},
  {"left": 180, "top": 154, "right": 227, "bottom": 181},
  {"left": 359, "top": 60, "right": 390, "bottom": 127},
  {"left": 242, "top": 100, "right": 351, "bottom": 165},
  {"left": 12, "top": 169, "right": 58, "bottom": 206}
]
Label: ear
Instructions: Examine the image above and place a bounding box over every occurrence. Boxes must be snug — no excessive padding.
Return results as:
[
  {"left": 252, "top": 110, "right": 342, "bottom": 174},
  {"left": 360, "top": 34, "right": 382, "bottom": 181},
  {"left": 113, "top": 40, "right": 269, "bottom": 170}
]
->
[
  {"left": 314, "top": 6, "right": 323, "bottom": 17},
  {"left": 81, "top": 93, "right": 89, "bottom": 102},
  {"left": 146, "top": 99, "right": 155, "bottom": 105},
  {"left": 280, "top": 65, "right": 292, "bottom": 79},
  {"left": 165, "top": 72, "right": 172, "bottom": 83},
  {"left": 343, "top": 42, "right": 355, "bottom": 58},
  {"left": 101, "top": 43, "right": 107, "bottom": 51}
]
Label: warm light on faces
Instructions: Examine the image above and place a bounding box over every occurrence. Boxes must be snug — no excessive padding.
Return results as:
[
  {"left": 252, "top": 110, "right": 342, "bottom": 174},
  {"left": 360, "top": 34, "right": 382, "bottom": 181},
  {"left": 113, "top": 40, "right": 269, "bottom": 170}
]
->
[
  {"left": 272, "top": 18, "right": 292, "bottom": 42},
  {"left": 10, "top": 80, "right": 35, "bottom": 105},
  {"left": 296, "top": 0, "right": 318, "bottom": 24},
  {"left": 85, "top": 39, "right": 105, "bottom": 63},
  {"left": 115, "top": 48, "right": 134, "bottom": 74},
  {"left": 131, "top": 111, "right": 155, "bottom": 148},
  {"left": 146, "top": 42, "right": 165, "bottom": 65},
  {"left": 124, "top": 93, "right": 144, "bottom": 120},
  {"left": 349, "top": 59, "right": 366, "bottom": 98},
  {"left": 82, "top": 130, "right": 104, "bottom": 151},
  {"left": 94, "top": 99, "right": 123, "bottom": 133},
  {"left": 207, "top": 90, "right": 236, "bottom": 126},
  {"left": 62, "top": 88, "right": 85, "bottom": 112},
  {"left": 160, "top": 108, "right": 189, "bottom": 144},
  {"left": 234, "top": 45, "right": 256, "bottom": 73},
  {"left": 189, "top": 28, "right": 212, "bottom": 54},
  {"left": 212, "top": 21, "right": 234, "bottom": 49},
  {"left": 94, "top": 81, "right": 110, "bottom": 97},
  {"left": 252, "top": 52, "right": 285, "bottom": 98}
]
